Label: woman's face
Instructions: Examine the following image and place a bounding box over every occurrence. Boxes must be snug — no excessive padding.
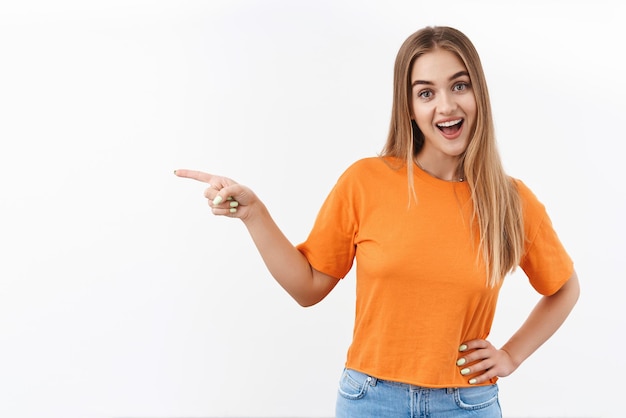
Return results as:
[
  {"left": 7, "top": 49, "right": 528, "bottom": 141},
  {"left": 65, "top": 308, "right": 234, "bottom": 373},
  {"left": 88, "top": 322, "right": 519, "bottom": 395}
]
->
[{"left": 410, "top": 48, "right": 477, "bottom": 164}]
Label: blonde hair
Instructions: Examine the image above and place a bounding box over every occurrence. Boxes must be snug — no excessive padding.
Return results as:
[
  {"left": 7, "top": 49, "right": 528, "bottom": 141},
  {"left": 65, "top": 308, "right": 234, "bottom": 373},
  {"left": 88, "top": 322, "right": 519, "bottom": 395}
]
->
[{"left": 381, "top": 26, "right": 524, "bottom": 287}]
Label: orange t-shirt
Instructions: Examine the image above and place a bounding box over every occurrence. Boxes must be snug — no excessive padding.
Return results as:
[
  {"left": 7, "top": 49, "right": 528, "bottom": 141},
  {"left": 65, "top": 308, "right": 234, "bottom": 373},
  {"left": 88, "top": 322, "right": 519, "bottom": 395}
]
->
[{"left": 296, "top": 157, "right": 573, "bottom": 388}]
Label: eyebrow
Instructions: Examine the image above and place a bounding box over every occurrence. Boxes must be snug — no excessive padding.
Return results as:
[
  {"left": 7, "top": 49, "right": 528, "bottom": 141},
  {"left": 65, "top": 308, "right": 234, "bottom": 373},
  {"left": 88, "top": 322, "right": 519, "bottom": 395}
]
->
[{"left": 411, "top": 70, "right": 470, "bottom": 87}]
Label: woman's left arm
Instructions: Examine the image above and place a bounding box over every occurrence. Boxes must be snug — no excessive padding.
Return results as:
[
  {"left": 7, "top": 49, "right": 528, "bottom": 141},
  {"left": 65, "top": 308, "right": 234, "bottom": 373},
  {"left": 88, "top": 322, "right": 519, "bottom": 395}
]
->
[{"left": 456, "top": 270, "right": 580, "bottom": 385}]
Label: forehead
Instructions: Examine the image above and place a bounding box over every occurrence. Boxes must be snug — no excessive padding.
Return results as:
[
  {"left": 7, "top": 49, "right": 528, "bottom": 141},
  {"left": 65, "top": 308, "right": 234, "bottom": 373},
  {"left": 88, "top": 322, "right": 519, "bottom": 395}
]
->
[{"left": 410, "top": 49, "right": 468, "bottom": 82}]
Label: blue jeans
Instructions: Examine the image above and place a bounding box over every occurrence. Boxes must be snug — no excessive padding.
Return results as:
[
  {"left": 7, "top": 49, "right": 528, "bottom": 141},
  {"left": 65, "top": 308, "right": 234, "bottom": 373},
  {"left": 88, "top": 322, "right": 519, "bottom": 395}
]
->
[{"left": 336, "top": 368, "right": 502, "bottom": 418}]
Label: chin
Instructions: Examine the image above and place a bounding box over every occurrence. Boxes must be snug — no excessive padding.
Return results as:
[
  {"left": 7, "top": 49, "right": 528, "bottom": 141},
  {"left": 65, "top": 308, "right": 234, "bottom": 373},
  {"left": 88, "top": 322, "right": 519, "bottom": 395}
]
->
[{"left": 443, "top": 143, "right": 469, "bottom": 157}]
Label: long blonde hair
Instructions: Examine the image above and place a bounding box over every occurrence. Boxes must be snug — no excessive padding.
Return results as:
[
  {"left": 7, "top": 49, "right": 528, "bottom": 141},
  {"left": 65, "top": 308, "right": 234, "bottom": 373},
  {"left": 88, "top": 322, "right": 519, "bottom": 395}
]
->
[{"left": 381, "top": 26, "right": 524, "bottom": 287}]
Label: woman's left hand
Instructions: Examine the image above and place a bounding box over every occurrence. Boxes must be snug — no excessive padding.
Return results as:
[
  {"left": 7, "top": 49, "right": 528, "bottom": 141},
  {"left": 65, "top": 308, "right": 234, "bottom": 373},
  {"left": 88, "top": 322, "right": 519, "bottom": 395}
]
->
[{"left": 456, "top": 339, "right": 519, "bottom": 385}]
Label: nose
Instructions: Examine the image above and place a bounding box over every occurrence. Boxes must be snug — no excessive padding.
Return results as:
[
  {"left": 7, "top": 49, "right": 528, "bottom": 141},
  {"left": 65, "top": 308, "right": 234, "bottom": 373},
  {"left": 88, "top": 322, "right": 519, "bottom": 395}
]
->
[{"left": 437, "top": 91, "right": 458, "bottom": 115}]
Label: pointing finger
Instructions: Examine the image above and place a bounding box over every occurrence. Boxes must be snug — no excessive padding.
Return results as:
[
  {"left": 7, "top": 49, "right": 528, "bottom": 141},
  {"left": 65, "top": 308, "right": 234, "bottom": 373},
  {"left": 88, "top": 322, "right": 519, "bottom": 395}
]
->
[{"left": 174, "top": 169, "right": 214, "bottom": 184}]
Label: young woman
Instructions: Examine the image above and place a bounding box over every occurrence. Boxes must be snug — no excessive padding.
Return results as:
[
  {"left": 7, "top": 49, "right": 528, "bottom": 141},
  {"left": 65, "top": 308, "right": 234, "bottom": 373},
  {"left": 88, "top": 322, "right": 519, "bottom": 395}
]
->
[{"left": 175, "top": 26, "right": 579, "bottom": 417}]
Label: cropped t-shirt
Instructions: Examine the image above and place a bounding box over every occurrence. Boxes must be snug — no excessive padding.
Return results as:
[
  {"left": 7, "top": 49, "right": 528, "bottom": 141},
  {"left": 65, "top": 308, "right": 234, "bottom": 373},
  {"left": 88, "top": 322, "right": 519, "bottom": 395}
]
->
[{"left": 296, "top": 157, "right": 573, "bottom": 388}]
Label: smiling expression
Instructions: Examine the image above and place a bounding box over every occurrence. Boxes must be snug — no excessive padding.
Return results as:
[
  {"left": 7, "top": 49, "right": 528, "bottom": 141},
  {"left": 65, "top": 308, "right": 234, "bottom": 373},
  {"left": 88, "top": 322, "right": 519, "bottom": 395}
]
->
[{"left": 411, "top": 48, "right": 477, "bottom": 176}]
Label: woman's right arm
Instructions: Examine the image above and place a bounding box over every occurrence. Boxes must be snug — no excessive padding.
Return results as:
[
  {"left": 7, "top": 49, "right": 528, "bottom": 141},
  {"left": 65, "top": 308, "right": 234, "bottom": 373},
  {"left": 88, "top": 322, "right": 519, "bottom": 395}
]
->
[{"left": 175, "top": 169, "right": 339, "bottom": 307}]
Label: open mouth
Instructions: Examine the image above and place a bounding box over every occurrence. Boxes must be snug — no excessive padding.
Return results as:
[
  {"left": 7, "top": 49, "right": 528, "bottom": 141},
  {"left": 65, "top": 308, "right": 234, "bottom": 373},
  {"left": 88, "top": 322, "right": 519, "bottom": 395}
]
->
[{"left": 437, "top": 119, "right": 464, "bottom": 135}]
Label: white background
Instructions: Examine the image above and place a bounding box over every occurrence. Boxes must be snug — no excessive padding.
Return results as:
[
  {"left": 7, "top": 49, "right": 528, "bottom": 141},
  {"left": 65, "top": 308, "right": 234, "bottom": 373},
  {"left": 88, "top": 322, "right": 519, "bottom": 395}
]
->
[{"left": 0, "top": 1, "right": 624, "bottom": 417}]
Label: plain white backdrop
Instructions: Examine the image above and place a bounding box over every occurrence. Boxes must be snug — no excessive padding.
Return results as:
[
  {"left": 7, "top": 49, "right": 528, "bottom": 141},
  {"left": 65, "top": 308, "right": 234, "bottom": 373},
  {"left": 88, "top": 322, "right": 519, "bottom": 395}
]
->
[{"left": 0, "top": 1, "right": 624, "bottom": 417}]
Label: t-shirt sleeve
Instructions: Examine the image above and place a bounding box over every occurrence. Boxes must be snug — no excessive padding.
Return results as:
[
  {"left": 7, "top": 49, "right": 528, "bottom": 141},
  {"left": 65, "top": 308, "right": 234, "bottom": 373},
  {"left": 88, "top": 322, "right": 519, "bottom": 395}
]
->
[
  {"left": 296, "top": 164, "right": 360, "bottom": 280},
  {"left": 516, "top": 180, "right": 574, "bottom": 295}
]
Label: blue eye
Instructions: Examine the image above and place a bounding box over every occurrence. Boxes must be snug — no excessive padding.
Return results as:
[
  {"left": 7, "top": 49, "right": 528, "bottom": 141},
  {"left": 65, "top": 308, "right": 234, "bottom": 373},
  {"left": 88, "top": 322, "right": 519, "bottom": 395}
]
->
[
  {"left": 453, "top": 82, "right": 470, "bottom": 92},
  {"left": 418, "top": 90, "right": 432, "bottom": 99}
]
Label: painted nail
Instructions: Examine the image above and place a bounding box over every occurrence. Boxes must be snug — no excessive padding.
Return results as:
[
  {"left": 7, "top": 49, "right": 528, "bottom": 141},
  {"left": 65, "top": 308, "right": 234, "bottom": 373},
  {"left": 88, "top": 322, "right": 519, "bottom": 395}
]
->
[
  {"left": 460, "top": 368, "right": 470, "bottom": 376},
  {"left": 468, "top": 379, "right": 477, "bottom": 385},
  {"left": 229, "top": 208, "right": 237, "bottom": 213},
  {"left": 459, "top": 344, "right": 468, "bottom": 352},
  {"left": 229, "top": 201, "right": 239, "bottom": 208},
  {"left": 456, "top": 358, "right": 466, "bottom": 366},
  {"left": 212, "top": 195, "right": 223, "bottom": 205},
  {"left": 227, "top": 196, "right": 234, "bottom": 201}
]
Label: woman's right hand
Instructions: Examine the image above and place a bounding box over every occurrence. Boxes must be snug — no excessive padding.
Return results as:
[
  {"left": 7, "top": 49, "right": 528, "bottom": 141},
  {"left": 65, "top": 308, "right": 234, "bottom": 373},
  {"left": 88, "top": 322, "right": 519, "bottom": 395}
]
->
[
  {"left": 174, "top": 169, "right": 259, "bottom": 221},
  {"left": 175, "top": 168, "right": 339, "bottom": 306}
]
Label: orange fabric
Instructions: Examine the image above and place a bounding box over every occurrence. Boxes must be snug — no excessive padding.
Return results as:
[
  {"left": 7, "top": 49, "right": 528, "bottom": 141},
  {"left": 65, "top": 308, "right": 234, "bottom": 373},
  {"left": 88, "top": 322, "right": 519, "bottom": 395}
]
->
[{"left": 297, "top": 157, "right": 573, "bottom": 388}]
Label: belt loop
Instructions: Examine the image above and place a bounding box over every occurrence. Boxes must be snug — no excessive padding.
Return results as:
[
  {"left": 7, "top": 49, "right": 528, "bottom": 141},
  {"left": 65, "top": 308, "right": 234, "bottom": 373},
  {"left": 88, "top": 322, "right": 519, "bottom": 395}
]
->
[{"left": 368, "top": 376, "right": 378, "bottom": 387}]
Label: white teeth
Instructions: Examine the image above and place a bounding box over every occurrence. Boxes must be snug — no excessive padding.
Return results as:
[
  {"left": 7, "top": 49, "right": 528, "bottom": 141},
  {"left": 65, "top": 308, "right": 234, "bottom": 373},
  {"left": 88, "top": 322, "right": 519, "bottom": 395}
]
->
[{"left": 437, "top": 119, "right": 462, "bottom": 128}]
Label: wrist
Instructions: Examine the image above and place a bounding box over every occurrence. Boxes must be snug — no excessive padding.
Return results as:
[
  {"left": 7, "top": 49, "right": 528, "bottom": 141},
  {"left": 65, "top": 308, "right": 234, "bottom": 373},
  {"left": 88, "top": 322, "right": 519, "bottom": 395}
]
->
[
  {"left": 499, "top": 346, "right": 523, "bottom": 369},
  {"left": 241, "top": 201, "right": 269, "bottom": 226}
]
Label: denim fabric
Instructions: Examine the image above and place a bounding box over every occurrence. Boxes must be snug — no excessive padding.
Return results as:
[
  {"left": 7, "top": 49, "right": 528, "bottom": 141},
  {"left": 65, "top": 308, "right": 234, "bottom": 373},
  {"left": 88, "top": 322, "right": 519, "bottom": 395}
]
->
[{"left": 336, "top": 368, "right": 502, "bottom": 418}]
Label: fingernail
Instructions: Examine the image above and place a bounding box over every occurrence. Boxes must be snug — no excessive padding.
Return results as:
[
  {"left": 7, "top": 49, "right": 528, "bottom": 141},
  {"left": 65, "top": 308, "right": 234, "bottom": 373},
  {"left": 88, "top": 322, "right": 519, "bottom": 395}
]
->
[
  {"left": 469, "top": 379, "right": 477, "bottom": 385},
  {"left": 173, "top": 170, "right": 177, "bottom": 175},
  {"left": 226, "top": 196, "right": 234, "bottom": 201},
  {"left": 230, "top": 201, "right": 239, "bottom": 208},
  {"left": 212, "top": 195, "right": 223, "bottom": 205},
  {"left": 229, "top": 208, "right": 237, "bottom": 213},
  {"left": 460, "top": 368, "right": 470, "bottom": 376},
  {"left": 456, "top": 358, "right": 466, "bottom": 366},
  {"left": 459, "top": 344, "right": 468, "bottom": 352}
]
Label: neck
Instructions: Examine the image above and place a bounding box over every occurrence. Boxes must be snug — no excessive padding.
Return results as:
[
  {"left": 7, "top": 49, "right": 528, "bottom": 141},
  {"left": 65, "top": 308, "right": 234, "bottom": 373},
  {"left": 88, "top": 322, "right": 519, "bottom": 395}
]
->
[{"left": 415, "top": 157, "right": 464, "bottom": 182}]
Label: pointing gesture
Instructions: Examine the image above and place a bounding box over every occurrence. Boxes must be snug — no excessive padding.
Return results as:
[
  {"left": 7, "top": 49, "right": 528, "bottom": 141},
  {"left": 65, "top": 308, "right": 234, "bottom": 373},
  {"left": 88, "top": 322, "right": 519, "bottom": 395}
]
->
[
  {"left": 174, "top": 169, "right": 259, "bottom": 219},
  {"left": 175, "top": 168, "right": 337, "bottom": 307}
]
